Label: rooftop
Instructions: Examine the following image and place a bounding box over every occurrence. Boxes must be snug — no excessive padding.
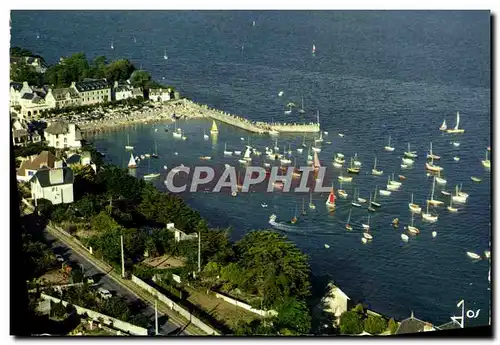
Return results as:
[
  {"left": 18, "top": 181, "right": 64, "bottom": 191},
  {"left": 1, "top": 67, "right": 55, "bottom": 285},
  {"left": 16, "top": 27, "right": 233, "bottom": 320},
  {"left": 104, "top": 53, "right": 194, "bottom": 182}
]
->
[
  {"left": 17, "top": 151, "right": 57, "bottom": 176},
  {"left": 10, "top": 82, "right": 23, "bottom": 91},
  {"left": 50, "top": 87, "right": 80, "bottom": 101},
  {"left": 74, "top": 79, "right": 111, "bottom": 92},
  {"left": 31, "top": 167, "right": 74, "bottom": 187},
  {"left": 395, "top": 312, "right": 435, "bottom": 335}
]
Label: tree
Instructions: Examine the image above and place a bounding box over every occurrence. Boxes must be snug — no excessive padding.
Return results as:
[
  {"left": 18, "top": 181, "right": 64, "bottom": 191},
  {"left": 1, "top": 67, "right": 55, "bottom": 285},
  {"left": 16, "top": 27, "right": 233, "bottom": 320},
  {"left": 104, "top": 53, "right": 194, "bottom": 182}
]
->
[
  {"left": 130, "top": 70, "right": 151, "bottom": 88},
  {"left": 10, "top": 46, "right": 35, "bottom": 57},
  {"left": 91, "top": 211, "right": 120, "bottom": 233},
  {"left": 10, "top": 62, "right": 43, "bottom": 85},
  {"left": 339, "top": 310, "right": 364, "bottom": 335},
  {"left": 274, "top": 297, "right": 312, "bottom": 334},
  {"left": 104, "top": 59, "right": 135, "bottom": 82},
  {"left": 363, "top": 315, "right": 388, "bottom": 335},
  {"left": 388, "top": 318, "right": 398, "bottom": 334}
]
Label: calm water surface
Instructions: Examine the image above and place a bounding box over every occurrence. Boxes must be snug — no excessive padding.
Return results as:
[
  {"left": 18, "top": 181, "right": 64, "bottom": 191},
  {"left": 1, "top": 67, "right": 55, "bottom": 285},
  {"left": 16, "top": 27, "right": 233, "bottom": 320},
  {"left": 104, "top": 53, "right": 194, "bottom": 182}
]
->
[{"left": 11, "top": 10, "right": 491, "bottom": 326}]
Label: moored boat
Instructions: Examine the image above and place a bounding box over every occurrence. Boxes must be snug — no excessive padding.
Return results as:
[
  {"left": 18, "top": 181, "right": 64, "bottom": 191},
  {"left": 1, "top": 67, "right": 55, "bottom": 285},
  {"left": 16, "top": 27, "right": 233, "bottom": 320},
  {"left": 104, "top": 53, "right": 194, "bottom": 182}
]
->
[
  {"left": 466, "top": 251, "right": 481, "bottom": 260},
  {"left": 446, "top": 111, "right": 465, "bottom": 134},
  {"left": 127, "top": 153, "right": 137, "bottom": 168}
]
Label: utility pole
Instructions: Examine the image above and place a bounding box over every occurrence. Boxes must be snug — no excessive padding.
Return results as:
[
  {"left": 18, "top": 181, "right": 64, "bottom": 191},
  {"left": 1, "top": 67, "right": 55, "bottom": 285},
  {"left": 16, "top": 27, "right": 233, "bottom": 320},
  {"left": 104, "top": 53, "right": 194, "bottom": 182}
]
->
[
  {"left": 155, "top": 299, "right": 159, "bottom": 335},
  {"left": 120, "top": 235, "right": 125, "bottom": 278},
  {"left": 198, "top": 231, "right": 201, "bottom": 272}
]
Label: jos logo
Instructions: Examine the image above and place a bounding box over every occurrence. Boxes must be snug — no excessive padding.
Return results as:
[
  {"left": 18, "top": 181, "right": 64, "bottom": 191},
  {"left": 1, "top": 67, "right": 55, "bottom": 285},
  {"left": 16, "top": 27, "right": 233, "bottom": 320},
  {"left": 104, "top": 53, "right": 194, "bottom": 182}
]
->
[{"left": 450, "top": 299, "right": 481, "bottom": 328}]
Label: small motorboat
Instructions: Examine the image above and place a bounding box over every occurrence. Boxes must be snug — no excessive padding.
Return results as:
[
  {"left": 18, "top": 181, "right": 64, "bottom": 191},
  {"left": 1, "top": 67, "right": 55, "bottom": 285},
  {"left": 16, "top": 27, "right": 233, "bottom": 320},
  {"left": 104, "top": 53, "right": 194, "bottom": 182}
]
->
[
  {"left": 333, "top": 162, "right": 343, "bottom": 168},
  {"left": 297, "top": 148, "right": 303, "bottom": 153},
  {"left": 401, "top": 164, "right": 409, "bottom": 169},
  {"left": 441, "top": 191, "right": 451, "bottom": 196},
  {"left": 407, "top": 225, "right": 420, "bottom": 234},
  {"left": 140, "top": 154, "right": 145, "bottom": 160},
  {"left": 453, "top": 142, "right": 460, "bottom": 147},
  {"left": 261, "top": 203, "right": 268, "bottom": 208},
  {"left": 144, "top": 153, "right": 151, "bottom": 158},
  {"left": 361, "top": 237, "right": 368, "bottom": 244},
  {"left": 466, "top": 252, "right": 481, "bottom": 260},
  {"left": 484, "top": 250, "right": 491, "bottom": 259},
  {"left": 338, "top": 133, "right": 344, "bottom": 138},
  {"left": 199, "top": 156, "right": 212, "bottom": 161},
  {"left": 338, "top": 190, "right": 349, "bottom": 198},
  {"left": 240, "top": 137, "right": 245, "bottom": 141},
  {"left": 399, "top": 175, "right": 406, "bottom": 180},
  {"left": 234, "top": 150, "right": 242, "bottom": 155},
  {"left": 392, "top": 218, "right": 400, "bottom": 227},
  {"left": 324, "top": 131, "right": 328, "bottom": 135},
  {"left": 231, "top": 191, "right": 238, "bottom": 196},
  {"left": 326, "top": 141, "right": 332, "bottom": 144},
  {"left": 174, "top": 152, "right": 178, "bottom": 155},
  {"left": 471, "top": 176, "right": 482, "bottom": 183},
  {"left": 163, "top": 165, "right": 168, "bottom": 170},
  {"left": 454, "top": 156, "right": 460, "bottom": 161},
  {"left": 379, "top": 189, "right": 392, "bottom": 196},
  {"left": 324, "top": 244, "right": 330, "bottom": 249},
  {"left": 401, "top": 234, "right": 409, "bottom": 242},
  {"left": 363, "top": 232, "right": 373, "bottom": 240},
  {"left": 432, "top": 231, "right": 437, "bottom": 238},
  {"left": 435, "top": 176, "right": 447, "bottom": 185},
  {"left": 402, "top": 157, "right": 414, "bottom": 165}
]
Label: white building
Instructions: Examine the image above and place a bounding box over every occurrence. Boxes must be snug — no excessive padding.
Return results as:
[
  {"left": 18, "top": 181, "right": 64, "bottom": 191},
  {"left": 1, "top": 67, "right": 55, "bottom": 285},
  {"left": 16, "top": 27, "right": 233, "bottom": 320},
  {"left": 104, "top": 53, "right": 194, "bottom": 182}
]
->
[
  {"left": 16, "top": 151, "right": 59, "bottom": 182},
  {"left": 31, "top": 167, "right": 74, "bottom": 205},
  {"left": 321, "top": 283, "right": 351, "bottom": 325},
  {"left": 72, "top": 79, "right": 112, "bottom": 105},
  {"left": 148, "top": 88, "right": 172, "bottom": 102},
  {"left": 45, "top": 122, "right": 82, "bottom": 149}
]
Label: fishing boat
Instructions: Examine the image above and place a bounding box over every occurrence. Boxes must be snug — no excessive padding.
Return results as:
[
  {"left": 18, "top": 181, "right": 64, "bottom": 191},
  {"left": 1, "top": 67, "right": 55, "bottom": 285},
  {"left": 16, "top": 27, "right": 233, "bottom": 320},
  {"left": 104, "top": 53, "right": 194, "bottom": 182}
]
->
[
  {"left": 325, "top": 188, "right": 336, "bottom": 209},
  {"left": 368, "top": 193, "right": 376, "bottom": 212},
  {"left": 422, "top": 201, "right": 438, "bottom": 223},
  {"left": 447, "top": 196, "right": 458, "bottom": 212},
  {"left": 351, "top": 188, "right": 362, "bottom": 207},
  {"left": 425, "top": 156, "right": 444, "bottom": 172},
  {"left": 453, "top": 142, "right": 460, "bottom": 147},
  {"left": 337, "top": 179, "right": 348, "bottom": 198},
  {"left": 203, "top": 129, "right": 209, "bottom": 140},
  {"left": 345, "top": 209, "right": 353, "bottom": 231},
  {"left": 454, "top": 156, "right": 460, "bottom": 162},
  {"left": 347, "top": 157, "right": 360, "bottom": 174},
  {"left": 353, "top": 153, "right": 362, "bottom": 167},
  {"left": 384, "top": 135, "right": 395, "bottom": 152},
  {"left": 427, "top": 176, "right": 444, "bottom": 206},
  {"left": 372, "top": 156, "right": 383, "bottom": 175},
  {"left": 427, "top": 142, "right": 441, "bottom": 160},
  {"left": 223, "top": 143, "right": 233, "bottom": 156},
  {"left": 309, "top": 191, "right": 316, "bottom": 209},
  {"left": 210, "top": 120, "right": 219, "bottom": 134},
  {"left": 404, "top": 143, "right": 418, "bottom": 158},
  {"left": 125, "top": 134, "right": 134, "bottom": 150},
  {"left": 452, "top": 185, "right": 468, "bottom": 203},
  {"left": 482, "top": 150, "right": 491, "bottom": 169},
  {"left": 471, "top": 176, "right": 482, "bottom": 183},
  {"left": 371, "top": 186, "right": 381, "bottom": 208},
  {"left": 409, "top": 193, "right": 422, "bottom": 214},
  {"left": 446, "top": 111, "right": 465, "bottom": 134},
  {"left": 401, "top": 233, "right": 409, "bottom": 242},
  {"left": 407, "top": 212, "right": 420, "bottom": 234},
  {"left": 127, "top": 153, "right": 137, "bottom": 168},
  {"left": 439, "top": 118, "right": 447, "bottom": 131},
  {"left": 432, "top": 231, "right": 437, "bottom": 238},
  {"left": 313, "top": 152, "right": 321, "bottom": 170},
  {"left": 466, "top": 252, "right": 481, "bottom": 260}
]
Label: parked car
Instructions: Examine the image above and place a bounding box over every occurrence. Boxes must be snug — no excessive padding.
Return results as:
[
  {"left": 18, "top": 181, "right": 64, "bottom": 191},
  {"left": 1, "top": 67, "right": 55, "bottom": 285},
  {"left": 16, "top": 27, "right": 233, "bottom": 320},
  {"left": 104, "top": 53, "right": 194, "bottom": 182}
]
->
[{"left": 97, "top": 287, "right": 112, "bottom": 299}]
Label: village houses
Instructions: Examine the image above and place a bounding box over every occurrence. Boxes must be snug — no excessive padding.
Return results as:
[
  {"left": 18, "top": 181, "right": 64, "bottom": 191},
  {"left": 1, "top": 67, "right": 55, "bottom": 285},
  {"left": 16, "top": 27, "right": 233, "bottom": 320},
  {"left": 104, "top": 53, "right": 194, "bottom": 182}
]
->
[
  {"left": 16, "top": 150, "right": 59, "bottom": 182},
  {"left": 44, "top": 122, "right": 82, "bottom": 149},
  {"left": 31, "top": 166, "right": 75, "bottom": 205}
]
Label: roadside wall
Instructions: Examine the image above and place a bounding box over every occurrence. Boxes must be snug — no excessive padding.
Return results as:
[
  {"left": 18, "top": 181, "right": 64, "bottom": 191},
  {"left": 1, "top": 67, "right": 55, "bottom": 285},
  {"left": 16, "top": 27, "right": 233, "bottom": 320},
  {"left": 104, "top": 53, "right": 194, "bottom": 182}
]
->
[
  {"left": 214, "top": 292, "right": 278, "bottom": 318},
  {"left": 130, "top": 275, "right": 219, "bottom": 335},
  {"left": 40, "top": 293, "right": 148, "bottom": 336}
]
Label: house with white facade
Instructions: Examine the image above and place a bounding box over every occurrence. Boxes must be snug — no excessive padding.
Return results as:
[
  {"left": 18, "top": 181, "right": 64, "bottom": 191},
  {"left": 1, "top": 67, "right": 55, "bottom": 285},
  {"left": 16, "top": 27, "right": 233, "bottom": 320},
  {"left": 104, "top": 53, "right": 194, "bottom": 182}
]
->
[
  {"left": 45, "top": 122, "right": 82, "bottom": 149},
  {"left": 11, "top": 56, "right": 48, "bottom": 74},
  {"left": 72, "top": 79, "right": 112, "bottom": 105},
  {"left": 321, "top": 283, "right": 351, "bottom": 325},
  {"left": 45, "top": 87, "right": 81, "bottom": 109},
  {"left": 16, "top": 150, "right": 59, "bottom": 182},
  {"left": 148, "top": 88, "right": 172, "bottom": 102},
  {"left": 113, "top": 81, "right": 134, "bottom": 101},
  {"left": 10, "top": 82, "right": 32, "bottom": 107},
  {"left": 31, "top": 167, "right": 74, "bottom": 205}
]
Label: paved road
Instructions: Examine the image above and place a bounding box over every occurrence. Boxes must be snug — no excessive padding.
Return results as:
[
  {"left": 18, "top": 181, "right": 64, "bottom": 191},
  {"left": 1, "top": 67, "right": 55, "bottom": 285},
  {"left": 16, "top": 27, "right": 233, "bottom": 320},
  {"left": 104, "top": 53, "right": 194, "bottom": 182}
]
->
[{"left": 45, "top": 231, "right": 187, "bottom": 336}]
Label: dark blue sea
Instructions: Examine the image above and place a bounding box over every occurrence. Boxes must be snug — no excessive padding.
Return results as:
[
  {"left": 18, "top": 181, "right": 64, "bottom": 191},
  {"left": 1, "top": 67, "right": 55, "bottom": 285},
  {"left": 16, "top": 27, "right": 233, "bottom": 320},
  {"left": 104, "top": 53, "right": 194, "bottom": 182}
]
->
[{"left": 11, "top": 10, "right": 491, "bottom": 327}]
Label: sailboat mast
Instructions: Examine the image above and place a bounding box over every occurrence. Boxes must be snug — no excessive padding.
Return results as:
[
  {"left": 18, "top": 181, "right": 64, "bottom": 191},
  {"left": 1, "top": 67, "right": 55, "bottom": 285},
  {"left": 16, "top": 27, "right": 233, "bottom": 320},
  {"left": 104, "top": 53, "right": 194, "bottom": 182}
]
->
[{"left": 431, "top": 176, "right": 436, "bottom": 200}]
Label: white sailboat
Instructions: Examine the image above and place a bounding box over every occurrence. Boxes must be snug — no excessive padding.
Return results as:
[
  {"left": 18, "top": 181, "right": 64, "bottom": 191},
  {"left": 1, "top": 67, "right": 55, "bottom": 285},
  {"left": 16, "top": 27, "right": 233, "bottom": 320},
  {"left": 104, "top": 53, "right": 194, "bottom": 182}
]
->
[
  {"left": 452, "top": 185, "right": 468, "bottom": 204},
  {"left": 482, "top": 150, "right": 491, "bottom": 169},
  {"left": 203, "top": 129, "right": 209, "bottom": 140},
  {"left": 422, "top": 200, "right": 438, "bottom": 223},
  {"left": 404, "top": 143, "right": 418, "bottom": 158},
  {"left": 425, "top": 155, "right": 443, "bottom": 172},
  {"left": 125, "top": 133, "right": 134, "bottom": 150},
  {"left": 446, "top": 111, "right": 465, "bottom": 134},
  {"left": 172, "top": 122, "right": 182, "bottom": 138},
  {"left": 243, "top": 147, "right": 252, "bottom": 162},
  {"left": 309, "top": 191, "right": 316, "bottom": 209},
  {"left": 143, "top": 159, "right": 160, "bottom": 180},
  {"left": 384, "top": 135, "right": 395, "bottom": 152},
  {"left": 435, "top": 171, "right": 447, "bottom": 185},
  {"left": 389, "top": 173, "right": 402, "bottom": 187},
  {"left": 427, "top": 176, "right": 444, "bottom": 206},
  {"left": 345, "top": 209, "right": 353, "bottom": 231},
  {"left": 409, "top": 193, "right": 422, "bottom": 214},
  {"left": 362, "top": 217, "right": 373, "bottom": 240},
  {"left": 353, "top": 153, "right": 362, "bottom": 167},
  {"left": 223, "top": 143, "right": 233, "bottom": 156},
  {"left": 401, "top": 233, "right": 409, "bottom": 242},
  {"left": 337, "top": 179, "right": 348, "bottom": 198},
  {"left": 372, "top": 156, "right": 383, "bottom": 175},
  {"left": 427, "top": 142, "right": 441, "bottom": 160},
  {"left": 407, "top": 212, "right": 420, "bottom": 234},
  {"left": 371, "top": 186, "right": 381, "bottom": 208},
  {"left": 386, "top": 175, "right": 398, "bottom": 192},
  {"left": 447, "top": 195, "right": 458, "bottom": 212},
  {"left": 127, "top": 153, "right": 137, "bottom": 168},
  {"left": 351, "top": 188, "right": 362, "bottom": 207},
  {"left": 163, "top": 49, "right": 168, "bottom": 60},
  {"left": 368, "top": 193, "right": 376, "bottom": 212},
  {"left": 439, "top": 118, "right": 447, "bottom": 131},
  {"left": 298, "top": 96, "right": 305, "bottom": 114},
  {"left": 380, "top": 177, "right": 392, "bottom": 195},
  {"left": 284, "top": 102, "right": 295, "bottom": 114}
]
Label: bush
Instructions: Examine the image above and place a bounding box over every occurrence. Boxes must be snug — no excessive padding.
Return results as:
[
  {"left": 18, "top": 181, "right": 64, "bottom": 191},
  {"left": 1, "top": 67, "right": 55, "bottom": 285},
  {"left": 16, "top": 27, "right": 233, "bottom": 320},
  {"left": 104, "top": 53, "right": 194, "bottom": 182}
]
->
[
  {"left": 363, "top": 315, "right": 388, "bottom": 334},
  {"left": 388, "top": 318, "right": 398, "bottom": 334},
  {"left": 339, "top": 310, "right": 364, "bottom": 335}
]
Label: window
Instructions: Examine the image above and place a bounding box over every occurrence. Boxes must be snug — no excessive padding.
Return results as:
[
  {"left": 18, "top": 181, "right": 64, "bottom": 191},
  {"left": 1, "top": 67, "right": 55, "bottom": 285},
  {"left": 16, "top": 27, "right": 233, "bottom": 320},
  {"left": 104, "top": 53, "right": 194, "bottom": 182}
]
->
[
  {"left": 64, "top": 138, "right": 67, "bottom": 143},
  {"left": 28, "top": 171, "right": 34, "bottom": 176}
]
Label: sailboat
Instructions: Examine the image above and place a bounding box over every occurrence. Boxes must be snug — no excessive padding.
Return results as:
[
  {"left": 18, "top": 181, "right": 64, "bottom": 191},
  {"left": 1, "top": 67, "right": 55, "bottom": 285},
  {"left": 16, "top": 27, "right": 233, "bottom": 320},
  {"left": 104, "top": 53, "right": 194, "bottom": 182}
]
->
[
  {"left": 482, "top": 150, "right": 491, "bottom": 169},
  {"left": 347, "top": 157, "right": 360, "bottom": 174},
  {"left": 404, "top": 143, "right": 418, "bottom": 158},
  {"left": 386, "top": 175, "right": 398, "bottom": 192},
  {"left": 371, "top": 186, "right": 381, "bottom": 208},
  {"left": 163, "top": 49, "right": 168, "bottom": 60},
  {"left": 309, "top": 191, "right": 316, "bottom": 209},
  {"left": 203, "top": 129, "right": 209, "bottom": 140},
  {"left": 210, "top": 120, "right": 219, "bottom": 134},
  {"left": 427, "top": 176, "right": 444, "bottom": 206},
  {"left": 452, "top": 185, "right": 468, "bottom": 203},
  {"left": 407, "top": 212, "right": 420, "bottom": 234},
  {"left": 313, "top": 151, "right": 321, "bottom": 170},
  {"left": 446, "top": 111, "right": 465, "bottom": 134},
  {"left": 243, "top": 147, "right": 252, "bottom": 162},
  {"left": 151, "top": 141, "right": 159, "bottom": 158},
  {"left": 337, "top": 179, "right": 348, "bottom": 198},
  {"left": 337, "top": 171, "right": 353, "bottom": 183},
  {"left": 388, "top": 173, "right": 402, "bottom": 187},
  {"left": 110, "top": 41, "right": 114, "bottom": 49},
  {"left": 425, "top": 155, "right": 443, "bottom": 172},
  {"left": 384, "top": 135, "right": 395, "bottom": 152},
  {"left": 353, "top": 153, "right": 362, "bottom": 167},
  {"left": 291, "top": 206, "right": 298, "bottom": 224},
  {"left": 223, "top": 143, "right": 233, "bottom": 156},
  {"left": 439, "top": 118, "right": 447, "bottom": 131},
  {"left": 284, "top": 102, "right": 295, "bottom": 114},
  {"left": 301, "top": 197, "right": 307, "bottom": 215},
  {"left": 311, "top": 144, "right": 321, "bottom": 153},
  {"left": 312, "top": 44, "right": 316, "bottom": 55},
  {"left": 351, "top": 188, "right": 361, "bottom": 207},
  {"left": 372, "top": 156, "right": 383, "bottom": 175},
  {"left": 127, "top": 153, "right": 137, "bottom": 168},
  {"left": 298, "top": 97, "right": 305, "bottom": 114},
  {"left": 401, "top": 233, "right": 409, "bottom": 242},
  {"left": 422, "top": 200, "right": 438, "bottom": 223},
  {"left": 172, "top": 121, "right": 182, "bottom": 138},
  {"left": 301, "top": 135, "right": 307, "bottom": 148},
  {"left": 125, "top": 133, "right": 134, "bottom": 150},
  {"left": 362, "top": 215, "right": 372, "bottom": 235},
  {"left": 435, "top": 171, "right": 447, "bottom": 185},
  {"left": 368, "top": 193, "right": 376, "bottom": 212},
  {"left": 314, "top": 131, "right": 324, "bottom": 144},
  {"left": 447, "top": 195, "right": 458, "bottom": 212},
  {"left": 427, "top": 142, "right": 441, "bottom": 160},
  {"left": 143, "top": 159, "right": 160, "bottom": 180},
  {"left": 292, "top": 158, "right": 302, "bottom": 179},
  {"left": 325, "top": 187, "right": 336, "bottom": 209},
  {"left": 345, "top": 208, "right": 353, "bottom": 230},
  {"left": 409, "top": 193, "right": 422, "bottom": 214}
]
